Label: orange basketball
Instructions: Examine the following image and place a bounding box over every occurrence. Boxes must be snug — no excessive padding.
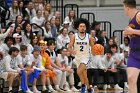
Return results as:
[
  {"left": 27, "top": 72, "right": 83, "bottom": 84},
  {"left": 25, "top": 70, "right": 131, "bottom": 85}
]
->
[{"left": 92, "top": 44, "right": 104, "bottom": 55}]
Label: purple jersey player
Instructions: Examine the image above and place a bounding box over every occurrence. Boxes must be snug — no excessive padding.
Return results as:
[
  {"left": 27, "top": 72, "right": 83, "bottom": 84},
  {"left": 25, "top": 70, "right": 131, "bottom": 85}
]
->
[{"left": 123, "top": 0, "right": 140, "bottom": 93}]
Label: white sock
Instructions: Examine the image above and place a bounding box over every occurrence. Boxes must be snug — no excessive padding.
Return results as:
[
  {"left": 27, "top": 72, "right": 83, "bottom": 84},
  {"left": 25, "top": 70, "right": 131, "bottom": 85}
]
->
[
  {"left": 48, "top": 85, "right": 53, "bottom": 90},
  {"left": 90, "top": 85, "right": 93, "bottom": 88},
  {"left": 124, "top": 82, "right": 128, "bottom": 87},
  {"left": 18, "top": 86, "right": 21, "bottom": 91},
  {"left": 9, "top": 87, "right": 12, "bottom": 91},
  {"left": 55, "top": 85, "right": 59, "bottom": 90},
  {"left": 94, "top": 86, "right": 97, "bottom": 88},
  {"left": 42, "top": 86, "right": 46, "bottom": 91}
]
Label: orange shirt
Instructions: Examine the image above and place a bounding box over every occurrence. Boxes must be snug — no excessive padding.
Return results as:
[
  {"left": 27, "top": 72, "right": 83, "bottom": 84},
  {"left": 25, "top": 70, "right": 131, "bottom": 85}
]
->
[{"left": 40, "top": 51, "right": 51, "bottom": 67}]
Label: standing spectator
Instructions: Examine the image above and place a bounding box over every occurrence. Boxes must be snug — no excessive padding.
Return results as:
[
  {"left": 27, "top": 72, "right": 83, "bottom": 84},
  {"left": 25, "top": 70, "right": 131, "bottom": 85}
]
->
[
  {"left": 25, "top": 1, "right": 36, "bottom": 21},
  {"left": 13, "top": 15, "right": 24, "bottom": 29},
  {"left": 55, "top": 17, "right": 61, "bottom": 33},
  {"left": 42, "top": 21, "right": 53, "bottom": 41},
  {"left": 31, "top": 9, "right": 45, "bottom": 34},
  {"left": 44, "top": 3, "right": 54, "bottom": 20},
  {"left": 27, "top": 35, "right": 39, "bottom": 54},
  {"left": 53, "top": 11, "right": 61, "bottom": 19},
  {"left": 91, "top": 21, "right": 101, "bottom": 37},
  {"left": 44, "top": 10, "right": 50, "bottom": 22},
  {"left": 64, "top": 10, "right": 76, "bottom": 31},
  {"left": 57, "top": 28, "right": 70, "bottom": 53},
  {"left": 22, "top": 23, "right": 33, "bottom": 45},
  {"left": 97, "top": 31, "right": 108, "bottom": 47},
  {"left": 9, "top": 0, "right": 20, "bottom": 22},
  {"left": 90, "top": 29, "right": 98, "bottom": 43},
  {"left": 18, "top": 1, "right": 27, "bottom": 19},
  {"left": 50, "top": 17, "right": 58, "bottom": 40}
]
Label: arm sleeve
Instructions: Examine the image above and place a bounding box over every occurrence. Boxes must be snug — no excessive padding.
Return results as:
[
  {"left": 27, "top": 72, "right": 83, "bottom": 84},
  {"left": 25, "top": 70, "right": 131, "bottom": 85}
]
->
[
  {"left": 111, "top": 58, "right": 115, "bottom": 69},
  {"left": 4, "top": 56, "right": 17, "bottom": 72},
  {"left": 57, "top": 37, "right": 63, "bottom": 49},
  {"left": 98, "top": 59, "right": 105, "bottom": 69},
  {"left": 35, "top": 55, "right": 45, "bottom": 71},
  {"left": 16, "top": 55, "right": 22, "bottom": 66},
  {"left": 0, "top": 29, "right": 10, "bottom": 40}
]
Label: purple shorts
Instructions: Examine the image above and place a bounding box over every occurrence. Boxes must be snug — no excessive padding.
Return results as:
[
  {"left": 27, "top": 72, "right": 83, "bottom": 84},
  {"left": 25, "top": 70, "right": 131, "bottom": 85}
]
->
[{"left": 127, "top": 51, "right": 140, "bottom": 69}]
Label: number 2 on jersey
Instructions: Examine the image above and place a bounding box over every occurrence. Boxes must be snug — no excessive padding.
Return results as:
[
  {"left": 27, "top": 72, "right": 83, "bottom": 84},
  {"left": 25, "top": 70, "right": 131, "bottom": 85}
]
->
[{"left": 80, "top": 46, "right": 84, "bottom": 51}]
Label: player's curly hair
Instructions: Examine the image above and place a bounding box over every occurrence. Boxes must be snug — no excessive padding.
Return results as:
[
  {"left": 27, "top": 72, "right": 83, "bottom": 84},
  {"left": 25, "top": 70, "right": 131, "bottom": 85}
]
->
[{"left": 74, "top": 18, "right": 90, "bottom": 30}]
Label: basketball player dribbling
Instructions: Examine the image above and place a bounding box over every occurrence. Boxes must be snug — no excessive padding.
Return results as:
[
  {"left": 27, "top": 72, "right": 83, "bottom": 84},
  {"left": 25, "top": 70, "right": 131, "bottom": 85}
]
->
[
  {"left": 123, "top": 0, "right": 140, "bottom": 93},
  {"left": 68, "top": 18, "right": 94, "bottom": 93}
]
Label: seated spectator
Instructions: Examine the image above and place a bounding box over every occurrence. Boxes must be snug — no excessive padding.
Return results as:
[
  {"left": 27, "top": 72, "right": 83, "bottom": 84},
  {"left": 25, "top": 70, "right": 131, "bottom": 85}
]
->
[
  {"left": 4, "top": 47, "right": 33, "bottom": 93},
  {"left": 104, "top": 38, "right": 115, "bottom": 54},
  {"left": 101, "top": 49, "right": 123, "bottom": 90},
  {"left": 38, "top": 40, "right": 63, "bottom": 92},
  {"left": 13, "top": 33, "right": 22, "bottom": 49},
  {"left": 13, "top": 25, "right": 22, "bottom": 35},
  {"left": 17, "top": 45, "right": 40, "bottom": 93},
  {"left": 110, "top": 44, "right": 128, "bottom": 90},
  {"left": 0, "top": 27, "right": 13, "bottom": 43},
  {"left": 29, "top": 45, "right": 48, "bottom": 92},
  {"left": 87, "top": 44, "right": 105, "bottom": 91},
  {"left": 57, "top": 47, "right": 73, "bottom": 91},
  {"left": 66, "top": 50, "right": 79, "bottom": 92},
  {"left": 0, "top": 36, "right": 14, "bottom": 56},
  {"left": 119, "top": 37, "right": 130, "bottom": 53},
  {"left": 0, "top": 51, "right": 15, "bottom": 92},
  {"left": 46, "top": 40, "right": 63, "bottom": 88}
]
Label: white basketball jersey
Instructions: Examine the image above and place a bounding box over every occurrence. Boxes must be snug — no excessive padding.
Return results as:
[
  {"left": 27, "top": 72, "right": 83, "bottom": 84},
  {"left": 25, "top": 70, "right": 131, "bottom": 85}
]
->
[{"left": 74, "top": 33, "right": 90, "bottom": 66}]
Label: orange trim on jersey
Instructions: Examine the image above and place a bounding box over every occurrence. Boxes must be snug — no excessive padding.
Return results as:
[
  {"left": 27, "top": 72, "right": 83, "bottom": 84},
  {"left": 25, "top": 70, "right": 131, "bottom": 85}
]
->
[{"left": 136, "top": 13, "right": 140, "bottom": 25}]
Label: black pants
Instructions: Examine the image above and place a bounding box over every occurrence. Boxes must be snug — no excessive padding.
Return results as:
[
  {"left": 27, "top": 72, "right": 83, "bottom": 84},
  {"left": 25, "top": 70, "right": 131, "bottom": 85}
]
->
[
  {"left": 87, "top": 68, "right": 99, "bottom": 86},
  {"left": 117, "top": 68, "right": 127, "bottom": 82},
  {"left": 104, "top": 70, "right": 120, "bottom": 85},
  {"left": 73, "top": 68, "right": 80, "bottom": 88}
]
